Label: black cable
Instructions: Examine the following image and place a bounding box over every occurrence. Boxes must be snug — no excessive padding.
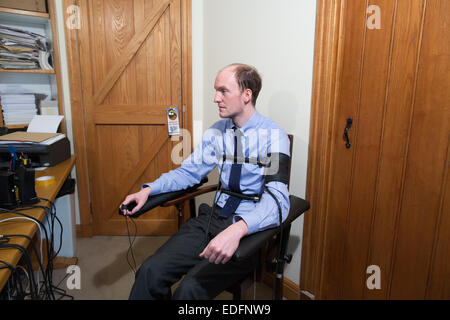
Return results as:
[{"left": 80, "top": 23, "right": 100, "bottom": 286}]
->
[
  {"left": 13, "top": 198, "right": 64, "bottom": 296},
  {"left": 265, "top": 186, "right": 284, "bottom": 300},
  {"left": 0, "top": 244, "right": 36, "bottom": 299},
  {"left": 38, "top": 197, "right": 63, "bottom": 259},
  {"left": 0, "top": 206, "right": 57, "bottom": 300},
  {"left": 2, "top": 234, "right": 54, "bottom": 299},
  {"left": 124, "top": 215, "right": 137, "bottom": 275},
  {"left": 0, "top": 259, "right": 25, "bottom": 300},
  {"left": 0, "top": 194, "right": 69, "bottom": 300},
  {"left": 34, "top": 198, "right": 61, "bottom": 299},
  {"left": 15, "top": 201, "right": 63, "bottom": 259},
  {"left": 52, "top": 271, "right": 74, "bottom": 300},
  {"left": 0, "top": 243, "right": 38, "bottom": 299},
  {"left": 0, "top": 207, "right": 52, "bottom": 255}
]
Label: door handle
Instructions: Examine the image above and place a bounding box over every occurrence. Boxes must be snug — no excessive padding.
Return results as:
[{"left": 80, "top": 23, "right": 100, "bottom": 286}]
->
[{"left": 343, "top": 118, "right": 353, "bottom": 149}]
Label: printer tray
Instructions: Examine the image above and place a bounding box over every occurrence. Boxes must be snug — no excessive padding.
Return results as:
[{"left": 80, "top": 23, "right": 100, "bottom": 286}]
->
[{"left": 0, "top": 137, "right": 71, "bottom": 168}]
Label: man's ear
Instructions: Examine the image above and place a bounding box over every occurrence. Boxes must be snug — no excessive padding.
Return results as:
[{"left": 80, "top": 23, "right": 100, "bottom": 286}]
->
[{"left": 243, "top": 88, "right": 253, "bottom": 104}]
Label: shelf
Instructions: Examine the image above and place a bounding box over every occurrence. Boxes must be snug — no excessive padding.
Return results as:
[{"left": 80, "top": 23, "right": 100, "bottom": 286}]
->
[
  {"left": 0, "top": 69, "right": 55, "bottom": 74},
  {"left": 3, "top": 124, "right": 28, "bottom": 129},
  {"left": 0, "top": 6, "right": 49, "bottom": 19},
  {"left": 0, "top": 0, "right": 65, "bottom": 133}
]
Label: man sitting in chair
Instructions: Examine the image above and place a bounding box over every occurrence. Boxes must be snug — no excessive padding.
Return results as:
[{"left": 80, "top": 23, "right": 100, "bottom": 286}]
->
[{"left": 121, "top": 63, "right": 291, "bottom": 300}]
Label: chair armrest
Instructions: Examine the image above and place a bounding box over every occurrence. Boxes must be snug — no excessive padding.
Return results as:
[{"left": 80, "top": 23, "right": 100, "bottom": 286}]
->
[
  {"left": 233, "top": 195, "right": 310, "bottom": 261},
  {"left": 123, "top": 178, "right": 209, "bottom": 218}
]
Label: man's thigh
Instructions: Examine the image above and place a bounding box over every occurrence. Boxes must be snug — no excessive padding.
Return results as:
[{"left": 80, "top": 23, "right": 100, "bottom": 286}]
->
[
  {"left": 142, "top": 203, "right": 221, "bottom": 273},
  {"left": 148, "top": 210, "right": 212, "bottom": 271}
]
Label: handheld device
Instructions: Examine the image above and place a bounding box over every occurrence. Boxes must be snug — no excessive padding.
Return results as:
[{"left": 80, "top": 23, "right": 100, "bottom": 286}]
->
[{"left": 118, "top": 201, "right": 137, "bottom": 216}]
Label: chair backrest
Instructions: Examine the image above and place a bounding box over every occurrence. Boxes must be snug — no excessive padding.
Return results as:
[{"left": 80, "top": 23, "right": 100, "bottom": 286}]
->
[{"left": 286, "top": 134, "right": 293, "bottom": 191}]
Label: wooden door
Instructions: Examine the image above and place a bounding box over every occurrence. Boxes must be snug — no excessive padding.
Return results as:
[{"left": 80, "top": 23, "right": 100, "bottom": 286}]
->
[
  {"left": 71, "top": 0, "right": 187, "bottom": 235},
  {"left": 301, "top": 0, "right": 449, "bottom": 299}
]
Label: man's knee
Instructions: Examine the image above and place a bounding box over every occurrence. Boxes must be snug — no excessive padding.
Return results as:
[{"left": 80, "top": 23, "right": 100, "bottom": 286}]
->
[
  {"left": 130, "top": 256, "right": 170, "bottom": 300},
  {"left": 135, "top": 255, "right": 166, "bottom": 287}
]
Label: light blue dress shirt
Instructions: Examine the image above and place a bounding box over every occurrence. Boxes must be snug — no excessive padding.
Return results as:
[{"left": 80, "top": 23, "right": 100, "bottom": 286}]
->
[{"left": 144, "top": 110, "right": 290, "bottom": 235}]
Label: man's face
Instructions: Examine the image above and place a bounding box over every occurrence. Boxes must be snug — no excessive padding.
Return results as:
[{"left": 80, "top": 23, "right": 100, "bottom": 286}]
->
[{"left": 213, "top": 68, "right": 247, "bottom": 119}]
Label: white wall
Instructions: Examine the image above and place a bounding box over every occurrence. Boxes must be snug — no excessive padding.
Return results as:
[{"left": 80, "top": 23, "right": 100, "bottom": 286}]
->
[{"left": 192, "top": 0, "right": 317, "bottom": 285}]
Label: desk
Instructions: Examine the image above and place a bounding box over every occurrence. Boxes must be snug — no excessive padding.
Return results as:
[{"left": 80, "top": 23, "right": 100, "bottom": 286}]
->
[{"left": 0, "top": 156, "right": 76, "bottom": 292}]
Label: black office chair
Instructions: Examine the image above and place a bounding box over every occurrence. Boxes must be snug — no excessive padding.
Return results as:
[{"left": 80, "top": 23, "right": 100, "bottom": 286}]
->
[{"left": 121, "top": 135, "right": 310, "bottom": 299}]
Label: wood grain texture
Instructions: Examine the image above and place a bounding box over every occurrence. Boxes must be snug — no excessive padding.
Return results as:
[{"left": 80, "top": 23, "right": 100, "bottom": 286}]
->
[
  {"left": 92, "top": 0, "right": 169, "bottom": 106},
  {"left": 339, "top": 0, "right": 397, "bottom": 299},
  {"left": 319, "top": 0, "right": 368, "bottom": 299},
  {"left": 63, "top": 0, "right": 93, "bottom": 233},
  {"left": 389, "top": 0, "right": 450, "bottom": 299},
  {"left": 64, "top": 0, "right": 189, "bottom": 235},
  {"left": 303, "top": 0, "right": 450, "bottom": 299},
  {"left": 365, "top": 0, "right": 426, "bottom": 300},
  {"left": 302, "top": 0, "right": 344, "bottom": 298}
]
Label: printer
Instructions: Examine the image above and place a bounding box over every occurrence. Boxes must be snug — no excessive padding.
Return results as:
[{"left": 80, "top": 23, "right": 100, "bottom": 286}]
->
[{"left": 0, "top": 133, "right": 71, "bottom": 168}]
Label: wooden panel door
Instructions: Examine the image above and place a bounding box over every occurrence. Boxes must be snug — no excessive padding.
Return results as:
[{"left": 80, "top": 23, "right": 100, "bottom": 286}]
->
[
  {"left": 301, "top": 0, "right": 449, "bottom": 299},
  {"left": 74, "top": 0, "right": 184, "bottom": 235}
]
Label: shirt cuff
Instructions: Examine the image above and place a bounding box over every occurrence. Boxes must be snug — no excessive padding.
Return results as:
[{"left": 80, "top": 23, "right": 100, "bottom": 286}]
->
[
  {"left": 142, "top": 181, "right": 160, "bottom": 194},
  {"left": 233, "top": 213, "right": 260, "bottom": 235}
]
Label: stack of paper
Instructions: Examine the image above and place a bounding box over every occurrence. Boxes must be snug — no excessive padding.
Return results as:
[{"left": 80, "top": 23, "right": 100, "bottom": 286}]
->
[
  {"left": 0, "top": 94, "right": 38, "bottom": 125},
  {"left": 0, "top": 24, "right": 53, "bottom": 70},
  {"left": 0, "top": 132, "right": 65, "bottom": 145}
]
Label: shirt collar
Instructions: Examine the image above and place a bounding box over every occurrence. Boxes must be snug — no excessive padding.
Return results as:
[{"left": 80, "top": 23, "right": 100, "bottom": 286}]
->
[{"left": 227, "top": 109, "right": 261, "bottom": 133}]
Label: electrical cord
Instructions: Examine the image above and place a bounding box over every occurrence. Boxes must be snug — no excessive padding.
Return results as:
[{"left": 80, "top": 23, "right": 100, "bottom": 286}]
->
[
  {"left": 15, "top": 200, "right": 64, "bottom": 259},
  {"left": 0, "top": 208, "right": 51, "bottom": 292},
  {"left": 265, "top": 186, "right": 285, "bottom": 300},
  {"left": 0, "top": 218, "right": 44, "bottom": 266},
  {"left": 11, "top": 198, "right": 65, "bottom": 298},
  {"left": 124, "top": 215, "right": 137, "bottom": 275},
  {"left": 0, "top": 243, "right": 38, "bottom": 299},
  {"left": 33, "top": 197, "right": 66, "bottom": 300},
  {"left": 1, "top": 233, "right": 54, "bottom": 299},
  {"left": 0, "top": 208, "right": 51, "bottom": 252},
  {"left": 0, "top": 260, "right": 25, "bottom": 300},
  {"left": 0, "top": 216, "right": 45, "bottom": 297},
  {"left": 15, "top": 265, "right": 30, "bottom": 292},
  {"left": 0, "top": 202, "right": 61, "bottom": 300},
  {"left": 38, "top": 197, "right": 64, "bottom": 259}
]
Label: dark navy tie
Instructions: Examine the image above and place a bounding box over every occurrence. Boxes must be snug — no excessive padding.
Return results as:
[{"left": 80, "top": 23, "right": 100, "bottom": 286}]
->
[{"left": 219, "top": 127, "right": 243, "bottom": 218}]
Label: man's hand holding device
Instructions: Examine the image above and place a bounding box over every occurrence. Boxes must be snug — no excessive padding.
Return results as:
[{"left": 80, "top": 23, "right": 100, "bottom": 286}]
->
[{"left": 120, "top": 186, "right": 151, "bottom": 216}]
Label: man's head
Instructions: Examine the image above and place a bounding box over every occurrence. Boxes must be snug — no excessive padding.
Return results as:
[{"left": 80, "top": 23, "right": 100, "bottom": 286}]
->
[{"left": 214, "top": 64, "right": 262, "bottom": 125}]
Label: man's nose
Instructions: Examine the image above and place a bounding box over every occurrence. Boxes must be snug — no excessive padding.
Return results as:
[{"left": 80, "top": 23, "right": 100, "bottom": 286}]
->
[{"left": 214, "top": 92, "right": 222, "bottom": 103}]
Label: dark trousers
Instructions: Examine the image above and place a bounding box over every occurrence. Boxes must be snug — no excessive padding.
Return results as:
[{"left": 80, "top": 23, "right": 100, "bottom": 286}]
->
[{"left": 129, "top": 203, "right": 257, "bottom": 300}]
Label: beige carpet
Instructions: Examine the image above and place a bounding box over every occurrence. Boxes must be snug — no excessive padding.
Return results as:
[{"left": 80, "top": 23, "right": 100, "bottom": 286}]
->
[{"left": 52, "top": 236, "right": 273, "bottom": 300}]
